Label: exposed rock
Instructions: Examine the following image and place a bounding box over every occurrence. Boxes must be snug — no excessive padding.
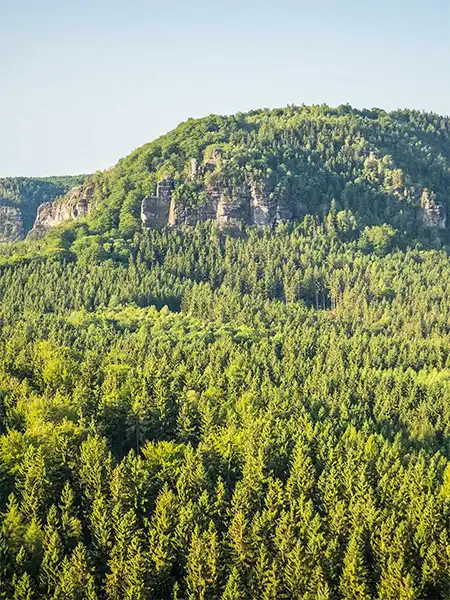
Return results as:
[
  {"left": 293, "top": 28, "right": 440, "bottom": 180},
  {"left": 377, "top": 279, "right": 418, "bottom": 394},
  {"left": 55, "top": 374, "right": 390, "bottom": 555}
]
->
[
  {"left": 216, "top": 184, "right": 251, "bottom": 229},
  {"left": 140, "top": 174, "right": 309, "bottom": 231},
  {"left": 250, "top": 182, "right": 276, "bottom": 226},
  {"left": 141, "top": 178, "right": 174, "bottom": 229},
  {"left": 204, "top": 185, "right": 221, "bottom": 220},
  {"left": 189, "top": 158, "right": 198, "bottom": 180},
  {"left": 157, "top": 178, "right": 175, "bottom": 203},
  {"left": 25, "top": 170, "right": 447, "bottom": 239},
  {"left": 169, "top": 184, "right": 220, "bottom": 226},
  {"left": 28, "top": 183, "right": 95, "bottom": 240},
  {"left": 420, "top": 189, "right": 446, "bottom": 230},
  {"left": 0, "top": 204, "right": 24, "bottom": 242}
]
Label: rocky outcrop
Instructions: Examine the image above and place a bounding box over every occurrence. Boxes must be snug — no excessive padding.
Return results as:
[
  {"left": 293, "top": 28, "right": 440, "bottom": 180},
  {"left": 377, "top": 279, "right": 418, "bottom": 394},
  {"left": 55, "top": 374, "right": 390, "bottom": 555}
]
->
[
  {"left": 144, "top": 177, "right": 227, "bottom": 228},
  {"left": 216, "top": 184, "right": 251, "bottom": 229},
  {"left": 169, "top": 184, "right": 220, "bottom": 226},
  {"left": 141, "top": 178, "right": 174, "bottom": 229},
  {"left": 142, "top": 174, "right": 295, "bottom": 231},
  {"left": 250, "top": 182, "right": 276, "bottom": 226},
  {"left": 420, "top": 189, "right": 446, "bottom": 230},
  {"left": 0, "top": 204, "right": 24, "bottom": 242},
  {"left": 169, "top": 194, "right": 218, "bottom": 226},
  {"left": 27, "top": 183, "right": 95, "bottom": 240},
  {"left": 19, "top": 161, "right": 445, "bottom": 240}
]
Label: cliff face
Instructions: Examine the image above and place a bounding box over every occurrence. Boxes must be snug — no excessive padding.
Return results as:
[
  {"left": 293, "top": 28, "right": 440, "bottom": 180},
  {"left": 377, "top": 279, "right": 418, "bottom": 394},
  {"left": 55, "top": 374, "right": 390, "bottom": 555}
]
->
[
  {"left": 19, "top": 150, "right": 447, "bottom": 240},
  {"left": 23, "top": 168, "right": 448, "bottom": 239},
  {"left": 0, "top": 205, "right": 24, "bottom": 242},
  {"left": 141, "top": 179, "right": 174, "bottom": 229},
  {"left": 420, "top": 189, "right": 446, "bottom": 230},
  {"left": 141, "top": 173, "right": 315, "bottom": 231},
  {"left": 28, "top": 183, "right": 95, "bottom": 240},
  {"left": 250, "top": 182, "right": 276, "bottom": 226},
  {"left": 140, "top": 170, "right": 448, "bottom": 234},
  {"left": 216, "top": 185, "right": 251, "bottom": 228},
  {"left": 0, "top": 176, "right": 87, "bottom": 242}
]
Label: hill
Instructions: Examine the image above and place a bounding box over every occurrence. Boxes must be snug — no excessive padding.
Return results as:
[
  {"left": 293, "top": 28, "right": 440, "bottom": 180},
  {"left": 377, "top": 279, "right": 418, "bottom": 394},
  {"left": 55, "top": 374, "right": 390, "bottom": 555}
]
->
[
  {"left": 0, "top": 105, "right": 450, "bottom": 600},
  {"left": 20, "top": 104, "right": 449, "bottom": 246}
]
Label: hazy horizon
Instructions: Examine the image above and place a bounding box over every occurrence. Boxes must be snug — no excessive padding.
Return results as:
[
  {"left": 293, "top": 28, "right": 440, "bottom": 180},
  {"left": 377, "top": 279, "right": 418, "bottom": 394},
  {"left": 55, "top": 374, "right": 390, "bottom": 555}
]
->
[{"left": 1, "top": 0, "right": 449, "bottom": 177}]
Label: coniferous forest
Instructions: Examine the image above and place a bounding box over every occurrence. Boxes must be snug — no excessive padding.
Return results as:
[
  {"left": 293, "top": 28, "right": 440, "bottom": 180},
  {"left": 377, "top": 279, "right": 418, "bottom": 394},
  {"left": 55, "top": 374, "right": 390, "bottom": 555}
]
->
[{"left": 0, "top": 105, "right": 450, "bottom": 599}]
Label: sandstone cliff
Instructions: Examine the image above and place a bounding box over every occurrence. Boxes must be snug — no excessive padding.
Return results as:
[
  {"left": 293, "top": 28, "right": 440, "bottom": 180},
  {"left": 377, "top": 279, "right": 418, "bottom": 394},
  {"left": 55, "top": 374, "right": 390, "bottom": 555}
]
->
[
  {"left": 21, "top": 154, "right": 447, "bottom": 240},
  {"left": 28, "top": 182, "right": 95, "bottom": 240},
  {"left": 141, "top": 168, "right": 447, "bottom": 233},
  {"left": 141, "top": 178, "right": 174, "bottom": 229},
  {"left": 420, "top": 189, "right": 446, "bottom": 230}
]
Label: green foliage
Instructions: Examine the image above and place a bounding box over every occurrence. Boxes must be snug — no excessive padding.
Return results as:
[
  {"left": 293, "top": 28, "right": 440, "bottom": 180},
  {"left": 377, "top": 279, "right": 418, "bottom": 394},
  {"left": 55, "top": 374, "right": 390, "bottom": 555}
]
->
[{"left": 0, "top": 105, "right": 450, "bottom": 599}]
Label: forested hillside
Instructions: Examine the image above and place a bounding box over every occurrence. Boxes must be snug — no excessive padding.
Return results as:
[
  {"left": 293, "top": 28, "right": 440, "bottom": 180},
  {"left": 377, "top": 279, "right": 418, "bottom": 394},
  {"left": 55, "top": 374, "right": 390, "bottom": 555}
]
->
[
  {"left": 19, "top": 104, "right": 450, "bottom": 245},
  {"left": 0, "top": 105, "right": 450, "bottom": 600}
]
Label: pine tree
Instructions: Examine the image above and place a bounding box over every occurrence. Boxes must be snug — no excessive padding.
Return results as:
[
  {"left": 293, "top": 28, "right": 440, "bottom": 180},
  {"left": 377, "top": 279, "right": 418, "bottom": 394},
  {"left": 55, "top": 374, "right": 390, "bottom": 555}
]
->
[
  {"left": 79, "top": 435, "right": 113, "bottom": 503},
  {"left": 148, "top": 485, "right": 177, "bottom": 586},
  {"left": 228, "top": 509, "right": 251, "bottom": 568},
  {"left": 19, "top": 447, "right": 47, "bottom": 521},
  {"left": 105, "top": 509, "right": 137, "bottom": 600},
  {"left": 59, "top": 483, "right": 82, "bottom": 548},
  {"left": 377, "top": 554, "right": 417, "bottom": 600},
  {"left": 123, "top": 535, "right": 149, "bottom": 600},
  {"left": 221, "top": 566, "right": 246, "bottom": 600},
  {"left": 185, "top": 523, "right": 220, "bottom": 600},
  {"left": 53, "top": 544, "right": 98, "bottom": 600},
  {"left": 339, "top": 531, "right": 372, "bottom": 600},
  {"left": 0, "top": 529, "right": 12, "bottom": 599},
  {"left": 284, "top": 539, "right": 310, "bottom": 599},
  {"left": 13, "top": 573, "right": 34, "bottom": 600},
  {"left": 40, "top": 507, "right": 63, "bottom": 597},
  {"left": 89, "top": 493, "right": 112, "bottom": 565},
  {"left": 2, "top": 494, "right": 25, "bottom": 555}
]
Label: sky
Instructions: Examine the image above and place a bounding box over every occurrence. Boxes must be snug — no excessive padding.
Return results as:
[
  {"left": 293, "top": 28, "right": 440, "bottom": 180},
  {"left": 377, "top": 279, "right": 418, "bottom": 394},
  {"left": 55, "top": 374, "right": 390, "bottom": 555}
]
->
[{"left": 0, "top": 0, "right": 449, "bottom": 177}]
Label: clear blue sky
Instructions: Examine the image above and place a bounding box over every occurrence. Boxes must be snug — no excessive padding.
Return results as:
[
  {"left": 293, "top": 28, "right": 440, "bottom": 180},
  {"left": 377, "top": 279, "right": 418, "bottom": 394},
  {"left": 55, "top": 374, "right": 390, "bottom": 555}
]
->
[{"left": 0, "top": 0, "right": 449, "bottom": 177}]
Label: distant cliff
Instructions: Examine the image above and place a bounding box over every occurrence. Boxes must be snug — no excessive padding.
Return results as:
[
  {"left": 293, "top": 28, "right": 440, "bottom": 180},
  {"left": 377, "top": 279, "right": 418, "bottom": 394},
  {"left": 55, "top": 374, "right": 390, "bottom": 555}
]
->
[
  {"left": 140, "top": 175, "right": 446, "bottom": 233},
  {"left": 138, "top": 145, "right": 447, "bottom": 233},
  {"left": 0, "top": 175, "right": 86, "bottom": 242},
  {"left": 27, "top": 181, "right": 95, "bottom": 239}
]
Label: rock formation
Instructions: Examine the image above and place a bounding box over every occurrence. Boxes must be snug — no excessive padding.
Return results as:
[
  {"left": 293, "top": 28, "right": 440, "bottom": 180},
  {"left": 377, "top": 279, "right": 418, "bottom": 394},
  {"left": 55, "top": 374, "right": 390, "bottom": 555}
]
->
[
  {"left": 141, "top": 178, "right": 175, "bottom": 229},
  {"left": 168, "top": 191, "right": 218, "bottom": 226},
  {"left": 0, "top": 204, "right": 24, "bottom": 242},
  {"left": 420, "top": 189, "right": 446, "bottom": 230},
  {"left": 143, "top": 174, "right": 300, "bottom": 230},
  {"left": 18, "top": 159, "right": 447, "bottom": 241},
  {"left": 216, "top": 185, "right": 252, "bottom": 229},
  {"left": 250, "top": 182, "right": 276, "bottom": 227},
  {"left": 28, "top": 183, "right": 95, "bottom": 240}
]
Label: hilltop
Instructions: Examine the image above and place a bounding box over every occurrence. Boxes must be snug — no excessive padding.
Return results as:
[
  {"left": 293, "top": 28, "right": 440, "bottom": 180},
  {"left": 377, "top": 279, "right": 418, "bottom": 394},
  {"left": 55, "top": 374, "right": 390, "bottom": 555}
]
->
[{"left": 3, "top": 104, "right": 447, "bottom": 247}]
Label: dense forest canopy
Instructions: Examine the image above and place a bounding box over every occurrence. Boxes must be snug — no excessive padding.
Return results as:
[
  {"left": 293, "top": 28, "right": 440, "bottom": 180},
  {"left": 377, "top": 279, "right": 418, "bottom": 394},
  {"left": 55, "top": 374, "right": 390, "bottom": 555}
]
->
[{"left": 0, "top": 104, "right": 450, "bottom": 600}]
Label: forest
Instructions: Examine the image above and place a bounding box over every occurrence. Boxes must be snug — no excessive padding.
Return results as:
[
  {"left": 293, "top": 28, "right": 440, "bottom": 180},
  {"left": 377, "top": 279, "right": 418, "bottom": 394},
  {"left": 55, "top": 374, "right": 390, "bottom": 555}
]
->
[{"left": 0, "top": 104, "right": 449, "bottom": 600}]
